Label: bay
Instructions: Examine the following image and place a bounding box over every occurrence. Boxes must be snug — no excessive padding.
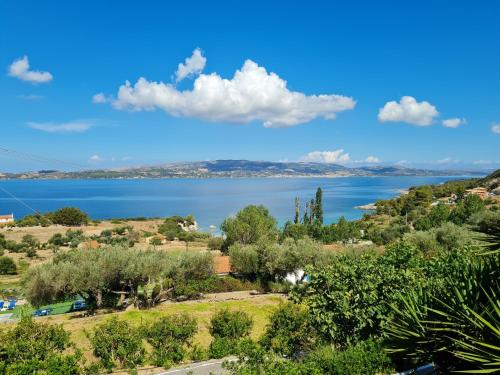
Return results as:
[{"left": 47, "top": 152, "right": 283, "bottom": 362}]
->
[{"left": 0, "top": 176, "right": 464, "bottom": 230}]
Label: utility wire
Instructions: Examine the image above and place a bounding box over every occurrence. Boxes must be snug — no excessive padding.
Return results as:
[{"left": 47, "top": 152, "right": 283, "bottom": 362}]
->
[
  {"left": 0, "top": 185, "right": 39, "bottom": 215},
  {"left": 0, "top": 145, "right": 87, "bottom": 170}
]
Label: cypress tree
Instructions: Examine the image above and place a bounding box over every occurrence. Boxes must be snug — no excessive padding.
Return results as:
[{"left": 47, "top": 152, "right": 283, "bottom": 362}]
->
[
  {"left": 309, "top": 199, "right": 315, "bottom": 225},
  {"left": 315, "top": 187, "right": 323, "bottom": 225},
  {"left": 294, "top": 197, "right": 300, "bottom": 224}
]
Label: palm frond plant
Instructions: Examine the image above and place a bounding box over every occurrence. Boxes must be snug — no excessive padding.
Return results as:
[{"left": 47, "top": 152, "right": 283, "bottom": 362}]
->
[{"left": 385, "top": 255, "right": 500, "bottom": 373}]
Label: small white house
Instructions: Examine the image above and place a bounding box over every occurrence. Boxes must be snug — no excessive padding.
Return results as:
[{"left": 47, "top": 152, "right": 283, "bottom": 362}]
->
[
  {"left": 0, "top": 214, "right": 14, "bottom": 224},
  {"left": 284, "top": 269, "right": 310, "bottom": 285}
]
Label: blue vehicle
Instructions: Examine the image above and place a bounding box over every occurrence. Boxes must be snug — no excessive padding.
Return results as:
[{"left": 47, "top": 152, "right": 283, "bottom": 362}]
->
[
  {"left": 0, "top": 301, "right": 4, "bottom": 309},
  {"left": 33, "top": 307, "right": 52, "bottom": 317},
  {"left": 71, "top": 300, "right": 87, "bottom": 311},
  {"left": 7, "top": 300, "right": 16, "bottom": 310}
]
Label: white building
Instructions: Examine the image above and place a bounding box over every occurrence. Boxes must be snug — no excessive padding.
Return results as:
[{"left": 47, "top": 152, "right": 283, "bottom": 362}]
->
[{"left": 0, "top": 214, "right": 14, "bottom": 224}]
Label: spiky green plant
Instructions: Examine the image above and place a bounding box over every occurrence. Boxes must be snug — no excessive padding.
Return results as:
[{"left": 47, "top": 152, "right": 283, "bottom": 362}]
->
[{"left": 385, "top": 255, "right": 500, "bottom": 373}]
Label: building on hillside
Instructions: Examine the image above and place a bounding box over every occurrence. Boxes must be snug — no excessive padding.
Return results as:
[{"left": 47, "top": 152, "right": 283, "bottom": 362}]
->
[
  {"left": 285, "top": 269, "right": 310, "bottom": 285},
  {"left": 214, "top": 256, "right": 231, "bottom": 276},
  {"left": 0, "top": 213, "right": 14, "bottom": 224},
  {"left": 465, "top": 187, "right": 489, "bottom": 200}
]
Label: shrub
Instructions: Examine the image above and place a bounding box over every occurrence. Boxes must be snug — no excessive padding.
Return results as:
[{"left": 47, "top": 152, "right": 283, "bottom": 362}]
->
[
  {"left": 208, "top": 309, "right": 253, "bottom": 358},
  {"left": 146, "top": 314, "right": 197, "bottom": 367},
  {"left": 304, "top": 339, "right": 393, "bottom": 375},
  {"left": 260, "top": 302, "right": 317, "bottom": 357},
  {"left": 291, "top": 244, "right": 421, "bottom": 346},
  {"left": 210, "top": 309, "right": 253, "bottom": 340},
  {"left": 89, "top": 317, "right": 145, "bottom": 372},
  {"left": 221, "top": 205, "right": 278, "bottom": 250},
  {"left": 208, "top": 236, "right": 224, "bottom": 250},
  {"left": 48, "top": 233, "right": 66, "bottom": 246},
  {"left": 0, "top": 316, "right": 82, "bottom": 374},
  {"left": 385, "top": 255, "right": 500, "bottom": 373},
  {"left": 49, "top": 207, "right": 89, "bottom": 226},
  {"left": 0, "top": 256, "right": 17, "bottom": 275}
]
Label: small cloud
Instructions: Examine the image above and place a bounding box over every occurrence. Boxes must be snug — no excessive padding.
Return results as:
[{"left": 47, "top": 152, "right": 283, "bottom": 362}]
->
[
  {"left": 492, "top": 123, "right": 500, "bottom": 134},
  {"left": 121, "top": 156, "right": 133, "bottom": 161},
  {"left": 378, "top": 96, "right": 439, "bottom": 126},
  {"left": 365, "top": 156, "right": 380, "bottom": 163},
  {"left": 92, "top": 92, "right": 111, "bottom": 104},
  {"left": 442, "top": 118, "right": 466, "bottom": 128},
  {"left": 395, "top": 160, "right": 409, "bottom": 166},
  {"left": 8, "top": 56, "right": 53, "bottom": 83},
  {"left": 473, "top": 160, "right": 492, "bottom": 165},
  {"left": 27, "top": 120, "right": 94, "bottom": 133},
  {"left": 175, "top": 48, "right": 207, "bottom": 83},
  {"left": 89, "top": 154, "right": 103, "bottom": 163},
  {"left": 17, "top": 94, "right": 44, "bottom": 100},
  {"left": 436, "top": 157, "right": 460, "bottom": 164},
  {"left": 300, "top": 149, "right": 350, "bottom": 164}
]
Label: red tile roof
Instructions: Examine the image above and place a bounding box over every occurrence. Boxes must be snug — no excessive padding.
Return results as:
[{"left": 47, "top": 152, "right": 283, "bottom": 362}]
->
[{"left": 214, "top": 256, "right": 231, "bottom": 274}]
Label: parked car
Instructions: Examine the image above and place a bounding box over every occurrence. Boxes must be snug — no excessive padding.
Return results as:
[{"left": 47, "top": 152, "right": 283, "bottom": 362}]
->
[
  {"left": 71, "top": 300, "right": 87, "bottom": 311},
  {"left": 6, "top": 300, "right": 16, "bottom": 310},
  {"left": 33, "top": 307, "right": 52, "bottom": 317}
]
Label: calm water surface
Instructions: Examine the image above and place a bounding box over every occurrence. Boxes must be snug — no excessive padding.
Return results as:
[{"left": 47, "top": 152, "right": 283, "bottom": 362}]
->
[{"left": 0, "top": 177, "right": 463, "bottom": 230}]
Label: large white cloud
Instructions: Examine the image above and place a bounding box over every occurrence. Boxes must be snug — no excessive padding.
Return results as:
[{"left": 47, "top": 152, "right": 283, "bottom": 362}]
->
[
  {"left": 378, "top": 96, "right": 438, "bottom": 126},
  {"left": 110, "top": 56, "right": 356, "bottom": 128},
  {"left": 442, "top": 118, "right": 466, "bottom": 128},
  {"left": 27, "top": 120, "right": 93, "bottom": 133},
  {"left": 175, "top": 48, "right": 206, "bottom": 82},
  {"left": 492, "top": 123, "right": 500, "bottom": 134},
  {"left": 8, "top": 56, "right": 53, "bottom": 83},
  {"left": 299, "top": 150, "right": 350, "bottom": 163}
]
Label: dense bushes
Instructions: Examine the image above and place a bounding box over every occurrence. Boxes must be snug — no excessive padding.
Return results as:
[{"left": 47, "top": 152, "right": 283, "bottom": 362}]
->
[
  {"left": 208, "top": 309, "right": 253, "bottom": 358},
  {"left": 0, "top": 317, "right": 82, "bottom": 374},
  {"left": 260, "top": 302, "right": 317, "bottom": 357},
  {"left": 0, "top": 256, "right": 17, "bottom": 275},
  {"left": 146, "top": 314, "right": 198, "bottom": 367},
  {"left": 229, "top": 237, "right": 334, "bottom": 286},
  {"left": 221, "top": 205, "right": 278, "bottom": 250},
  {"left": 303, "top": 339, "right": 393, "bottom": 375},
  {"left": 47, "top": 207, "right": 89, "bottom": 226},
  {"left": 172, "top": 275, "right": 256, "bottom": 298},
  {"left": 23, "top": 246, "right": 214, "bottom": 308},
  {"left": 290, "top": 243, "right": 422, "bottom": 346},
  {"left": 89, "top": 317, "right": 145, "bottom": 372},
  {"left": 208, "top": 236, "right": 224, "bottom": 250}
]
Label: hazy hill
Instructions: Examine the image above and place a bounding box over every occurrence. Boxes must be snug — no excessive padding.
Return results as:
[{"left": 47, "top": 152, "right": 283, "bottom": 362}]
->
[{"left": 0, "top": 160, "right": 487, "bottom": 179}]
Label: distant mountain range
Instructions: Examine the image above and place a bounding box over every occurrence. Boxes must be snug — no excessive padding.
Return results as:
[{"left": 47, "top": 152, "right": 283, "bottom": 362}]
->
[{"left": 0, "top": 160, "right": 488, "bottom": 180}]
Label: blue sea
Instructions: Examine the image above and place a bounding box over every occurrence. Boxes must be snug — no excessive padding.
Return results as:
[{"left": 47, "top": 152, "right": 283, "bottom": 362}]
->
[{"left": 0, "top": 177, "right": 464, "bottom": 230}]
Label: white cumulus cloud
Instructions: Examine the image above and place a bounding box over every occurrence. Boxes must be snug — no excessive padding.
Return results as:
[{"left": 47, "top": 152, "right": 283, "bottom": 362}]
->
[
  {"left": 492, "top": 123, "right": 500, "bottom": 134},
  {"left": 27, "top": 120, "right": 94, "bottom": 133},
  {"left": 442, "top": 118, "right": 466, "bottom": 128},
  {"left": 110, "top": 56, "right": 356, "bottom": 128},
  {"left": 365, "top": 156, "right": 380, "bottom": 163},
  {"left": 299, "top": 150, "right": 350, "bottom": 163},
  {"left": 378, "top": 96, "right": 438, "bottom": 126},
  {"left": 8, "top": 56, "right": 53, "bottom": 83},
  {"left": 175, "top": 48, "right": 207, "bottom": 82},
  {"left": 92, "top": 92, "right": 111, "bottom": 104}
]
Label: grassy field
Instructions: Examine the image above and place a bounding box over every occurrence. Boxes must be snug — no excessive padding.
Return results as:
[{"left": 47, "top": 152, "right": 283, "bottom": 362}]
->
[{"left": 30, "top": 292, "right": 285, "bottom": 363}]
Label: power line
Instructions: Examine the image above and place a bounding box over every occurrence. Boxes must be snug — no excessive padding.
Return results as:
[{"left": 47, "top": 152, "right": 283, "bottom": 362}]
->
[
  {"left": 0, "top": 145, "right": 87, "bottom": 170},
  {"left": 0, "top": 185, "right": 39, "bottom": 215}
]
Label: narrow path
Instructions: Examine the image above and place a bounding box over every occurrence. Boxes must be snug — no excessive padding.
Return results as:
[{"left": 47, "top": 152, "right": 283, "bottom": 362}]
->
[{"left": 156, "top": 357, "right": 236, "bottom": 375}]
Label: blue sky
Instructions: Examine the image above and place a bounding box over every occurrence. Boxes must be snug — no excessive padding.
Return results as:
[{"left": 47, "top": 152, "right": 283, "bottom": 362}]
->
[{"left": 1, "top": 0, "right": 499, "bottom": 172}]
